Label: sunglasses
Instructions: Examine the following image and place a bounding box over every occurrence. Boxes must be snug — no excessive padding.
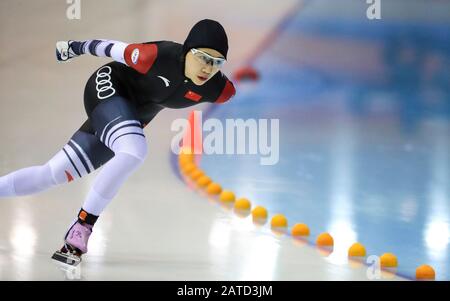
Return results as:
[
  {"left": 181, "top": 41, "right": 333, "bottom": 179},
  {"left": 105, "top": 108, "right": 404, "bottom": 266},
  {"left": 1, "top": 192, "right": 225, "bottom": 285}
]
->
[{"left": 190, "top": 48, "right": 226, "bottom": 69}]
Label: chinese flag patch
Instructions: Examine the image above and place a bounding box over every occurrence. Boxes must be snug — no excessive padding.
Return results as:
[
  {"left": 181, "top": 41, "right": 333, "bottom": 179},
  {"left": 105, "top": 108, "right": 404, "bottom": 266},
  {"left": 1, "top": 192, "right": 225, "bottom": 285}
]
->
[{"left": 184, "top": 90, "right": 203, "bottom": 102}]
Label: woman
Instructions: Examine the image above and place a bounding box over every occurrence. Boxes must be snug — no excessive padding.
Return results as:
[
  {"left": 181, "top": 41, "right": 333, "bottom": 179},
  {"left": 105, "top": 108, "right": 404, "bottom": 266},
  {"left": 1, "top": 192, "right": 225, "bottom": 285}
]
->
[{"left": 0, "top": 19, "right": 235, "bottom": 265}]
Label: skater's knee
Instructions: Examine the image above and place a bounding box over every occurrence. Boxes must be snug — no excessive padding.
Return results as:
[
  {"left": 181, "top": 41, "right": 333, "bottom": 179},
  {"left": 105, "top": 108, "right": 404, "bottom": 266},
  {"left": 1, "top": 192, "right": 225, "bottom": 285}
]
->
[
  {"left": 110, "top": 134, "right": 148, "bottom": 162},
  {"left": 48, "top": 148, "right": 92, "bottom": 184},
  {"left": 39, "top": 163, "right": 59, "bottom": 187},
  {"left": 45, "top": 162, "right": 62, "bottom": 185}
]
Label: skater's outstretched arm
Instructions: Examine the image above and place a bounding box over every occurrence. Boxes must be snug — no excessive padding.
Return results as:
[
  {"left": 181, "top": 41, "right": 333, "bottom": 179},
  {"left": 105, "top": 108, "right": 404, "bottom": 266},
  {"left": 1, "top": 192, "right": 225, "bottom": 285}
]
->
[{"left": 56, "top": 39, "right": 157, "bottom": 74}]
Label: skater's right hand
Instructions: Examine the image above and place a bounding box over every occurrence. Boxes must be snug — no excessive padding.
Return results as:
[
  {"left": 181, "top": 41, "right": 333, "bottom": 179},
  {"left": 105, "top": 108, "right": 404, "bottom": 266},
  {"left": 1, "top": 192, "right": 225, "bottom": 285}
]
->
[{"left": 56, "top": 40, "right": 79, "bottom": 62}]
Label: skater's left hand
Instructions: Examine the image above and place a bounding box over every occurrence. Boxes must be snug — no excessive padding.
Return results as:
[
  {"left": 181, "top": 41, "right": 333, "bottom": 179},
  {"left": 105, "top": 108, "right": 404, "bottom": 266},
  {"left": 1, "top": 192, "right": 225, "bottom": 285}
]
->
[{"left": 56, "top": 40, "right": 79, "bottom": 62}]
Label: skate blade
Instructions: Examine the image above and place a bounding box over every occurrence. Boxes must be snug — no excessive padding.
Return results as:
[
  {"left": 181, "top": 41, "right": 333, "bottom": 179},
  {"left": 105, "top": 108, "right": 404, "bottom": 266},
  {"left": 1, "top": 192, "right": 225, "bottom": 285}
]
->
[{"left": 51, "top": 250, "right": 81, "bottom": 266}]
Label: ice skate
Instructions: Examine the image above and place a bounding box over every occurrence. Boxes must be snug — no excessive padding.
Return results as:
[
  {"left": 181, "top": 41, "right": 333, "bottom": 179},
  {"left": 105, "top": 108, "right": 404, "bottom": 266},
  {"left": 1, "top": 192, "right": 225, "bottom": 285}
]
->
[
  {"left": 52, "top": 221, "right": 93, "bottom": 266},
  {"left": 51, "top": 243, "right": 83, "bottom": 266}
]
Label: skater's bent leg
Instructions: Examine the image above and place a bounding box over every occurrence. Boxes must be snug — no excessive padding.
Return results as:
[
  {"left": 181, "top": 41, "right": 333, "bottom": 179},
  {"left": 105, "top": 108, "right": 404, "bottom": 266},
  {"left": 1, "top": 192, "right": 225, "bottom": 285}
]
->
[
  {"left": 59, "top": 133, "right": 146, "bottom": 257},
  {"left": 82, "top": 132, "right": 147, "bottom": 215},
  {"left": 54, "top": 97, "right": 145, "bottom": 259}
]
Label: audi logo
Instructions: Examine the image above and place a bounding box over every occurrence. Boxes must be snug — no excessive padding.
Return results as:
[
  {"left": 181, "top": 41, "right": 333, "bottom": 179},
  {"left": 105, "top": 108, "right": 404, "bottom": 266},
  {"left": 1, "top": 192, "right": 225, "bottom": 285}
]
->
[{"left": 95, "top": 66, "right": 116, "bottom": 100}]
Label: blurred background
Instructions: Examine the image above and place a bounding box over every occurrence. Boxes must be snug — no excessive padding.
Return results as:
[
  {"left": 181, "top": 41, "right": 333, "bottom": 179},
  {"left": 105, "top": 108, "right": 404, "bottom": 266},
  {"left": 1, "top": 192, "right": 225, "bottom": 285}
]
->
[{"left": 200, "top": 0, "right": 450, "bottom": 280}]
